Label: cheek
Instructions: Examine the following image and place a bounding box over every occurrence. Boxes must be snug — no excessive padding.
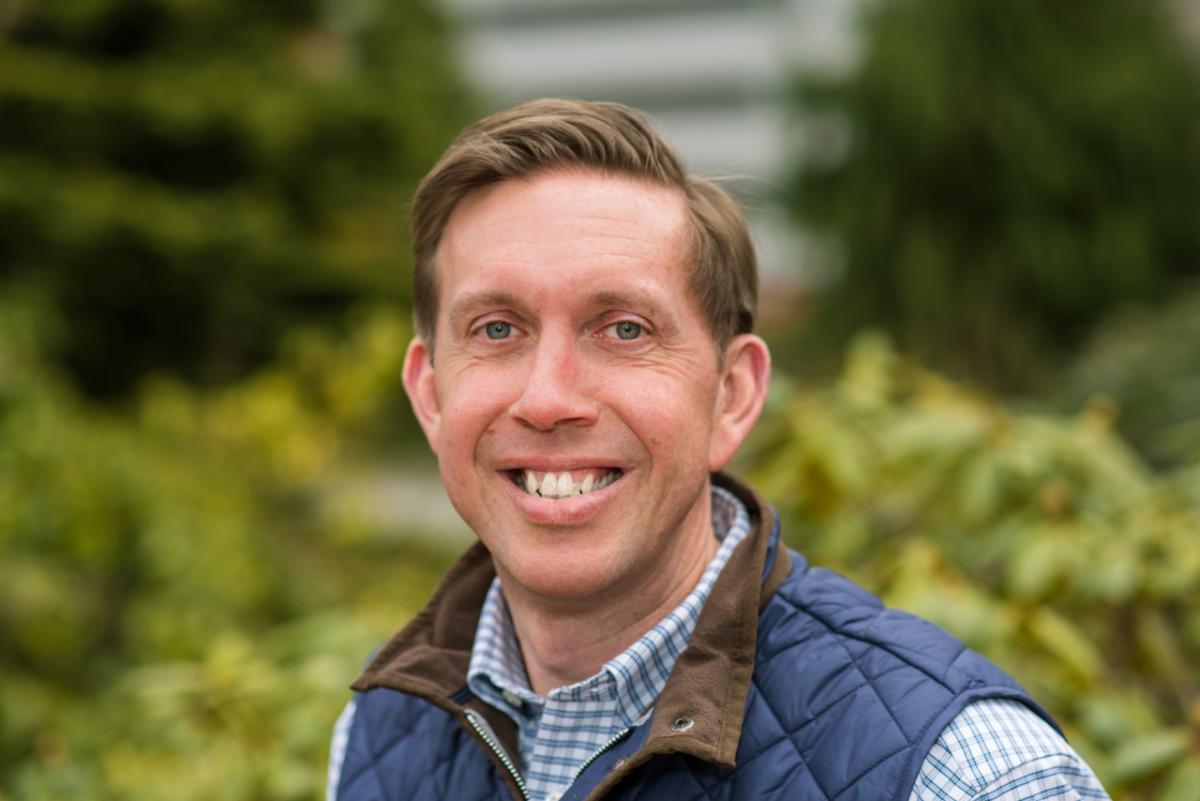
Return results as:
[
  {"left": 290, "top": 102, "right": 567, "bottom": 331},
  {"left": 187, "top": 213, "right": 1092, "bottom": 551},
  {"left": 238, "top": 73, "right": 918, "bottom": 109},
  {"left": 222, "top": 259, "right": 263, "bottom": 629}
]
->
[
  {"left": 617, "top": 375, "right": 716, "bottom": 455},
  {"left": 437, "top": 372, "right": 517, "bottom": 452}
]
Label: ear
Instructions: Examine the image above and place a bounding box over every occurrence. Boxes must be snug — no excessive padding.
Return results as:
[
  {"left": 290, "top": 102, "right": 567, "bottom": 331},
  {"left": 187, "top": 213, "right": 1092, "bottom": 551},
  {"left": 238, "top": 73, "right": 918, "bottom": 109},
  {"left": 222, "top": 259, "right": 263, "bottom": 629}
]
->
[
  {"left": 708, "top": 334, "right": 771, "bottom": 471},
  {"left": 402, "top": 337, "right": 441, "bottom": 454}
]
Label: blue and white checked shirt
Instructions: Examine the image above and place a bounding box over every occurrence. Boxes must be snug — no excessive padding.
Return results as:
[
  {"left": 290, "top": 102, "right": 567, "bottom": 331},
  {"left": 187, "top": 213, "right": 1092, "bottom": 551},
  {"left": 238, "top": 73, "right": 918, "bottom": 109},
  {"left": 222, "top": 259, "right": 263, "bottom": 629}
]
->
[
  {"left": 328, "top": 487, "right": 1110, "bottom": 801},
  {"left": 467, "top": 486, "right": 752, "bottom": 801}
]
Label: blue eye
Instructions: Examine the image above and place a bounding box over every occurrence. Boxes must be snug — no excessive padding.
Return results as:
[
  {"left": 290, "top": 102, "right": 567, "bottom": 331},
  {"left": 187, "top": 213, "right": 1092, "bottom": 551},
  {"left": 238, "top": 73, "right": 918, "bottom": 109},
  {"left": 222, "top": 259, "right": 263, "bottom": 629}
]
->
[
  {"left": 484, "top": 321, "right": 512, "bottom": 340},
  {"left": 614, "top": 321, "right": 642, "bottom": 340}
]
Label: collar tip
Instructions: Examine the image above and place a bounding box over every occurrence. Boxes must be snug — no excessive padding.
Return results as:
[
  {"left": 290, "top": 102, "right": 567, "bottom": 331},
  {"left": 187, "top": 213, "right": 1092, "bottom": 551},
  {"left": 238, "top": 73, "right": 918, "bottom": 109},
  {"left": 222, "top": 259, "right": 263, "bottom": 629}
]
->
[{"left": 715, "top": 748, "right": 738, "bottom": 769}]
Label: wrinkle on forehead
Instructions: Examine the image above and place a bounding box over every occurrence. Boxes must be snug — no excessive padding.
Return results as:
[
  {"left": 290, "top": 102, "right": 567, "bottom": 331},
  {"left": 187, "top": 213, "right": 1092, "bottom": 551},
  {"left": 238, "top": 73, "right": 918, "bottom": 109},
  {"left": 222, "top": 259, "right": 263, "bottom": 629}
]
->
[{"left": 439, "top": 171, "right": 690, "bottom": 268}]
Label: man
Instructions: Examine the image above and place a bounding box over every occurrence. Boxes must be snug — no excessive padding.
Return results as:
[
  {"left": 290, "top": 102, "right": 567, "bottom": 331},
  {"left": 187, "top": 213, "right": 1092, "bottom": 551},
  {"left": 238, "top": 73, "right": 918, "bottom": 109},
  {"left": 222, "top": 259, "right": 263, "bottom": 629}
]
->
[{"left": 328, "top": 100, "right": 1109, "bottom": 801}]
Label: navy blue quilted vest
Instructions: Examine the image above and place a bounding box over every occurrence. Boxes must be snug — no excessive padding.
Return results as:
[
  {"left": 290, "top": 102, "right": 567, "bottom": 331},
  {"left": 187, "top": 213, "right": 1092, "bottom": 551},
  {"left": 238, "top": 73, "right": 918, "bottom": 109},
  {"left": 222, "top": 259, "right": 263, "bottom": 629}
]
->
[{"left": 338, "top": 485, "right": 1056, "bottom": 801}]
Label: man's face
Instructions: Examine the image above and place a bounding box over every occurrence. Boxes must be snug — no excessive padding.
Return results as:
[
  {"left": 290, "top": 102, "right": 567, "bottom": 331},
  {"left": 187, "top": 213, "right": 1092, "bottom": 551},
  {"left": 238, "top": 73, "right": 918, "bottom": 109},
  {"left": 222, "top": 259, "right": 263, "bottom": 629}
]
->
[{"left": 403, "top": 170, "right": 767, "bottom": 607}]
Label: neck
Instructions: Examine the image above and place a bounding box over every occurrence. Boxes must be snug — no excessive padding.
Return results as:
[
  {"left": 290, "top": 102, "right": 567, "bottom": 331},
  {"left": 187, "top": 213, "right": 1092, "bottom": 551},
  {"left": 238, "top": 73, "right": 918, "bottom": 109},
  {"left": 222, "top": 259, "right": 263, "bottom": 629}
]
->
[{"left": 501, "top": 510, "right": 720, "bottom": 697}]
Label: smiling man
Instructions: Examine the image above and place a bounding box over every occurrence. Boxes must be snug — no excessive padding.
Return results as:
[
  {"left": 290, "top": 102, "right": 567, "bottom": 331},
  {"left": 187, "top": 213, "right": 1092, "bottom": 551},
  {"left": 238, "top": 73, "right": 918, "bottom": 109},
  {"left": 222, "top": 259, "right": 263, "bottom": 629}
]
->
[{"left": 327, "top": 100, "right": 1109, "bottom": 801}]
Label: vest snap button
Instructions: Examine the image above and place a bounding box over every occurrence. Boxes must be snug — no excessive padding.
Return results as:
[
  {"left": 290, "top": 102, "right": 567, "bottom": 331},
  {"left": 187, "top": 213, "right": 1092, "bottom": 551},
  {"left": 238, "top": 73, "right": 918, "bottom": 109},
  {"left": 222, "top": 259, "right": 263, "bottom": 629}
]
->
[{"left": 669, "top": 716, "right": 694, "bottom": 732}]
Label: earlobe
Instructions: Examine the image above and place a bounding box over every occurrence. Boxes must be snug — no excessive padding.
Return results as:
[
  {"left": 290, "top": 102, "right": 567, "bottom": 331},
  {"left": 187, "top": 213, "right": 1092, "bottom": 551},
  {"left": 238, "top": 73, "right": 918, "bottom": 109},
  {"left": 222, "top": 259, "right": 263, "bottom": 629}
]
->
[
  {"left": 709, "top": 334, "right": 771, "bottom": 471},
  {"left": 402, "top": 337, "right": 441, "bottom": 453}
]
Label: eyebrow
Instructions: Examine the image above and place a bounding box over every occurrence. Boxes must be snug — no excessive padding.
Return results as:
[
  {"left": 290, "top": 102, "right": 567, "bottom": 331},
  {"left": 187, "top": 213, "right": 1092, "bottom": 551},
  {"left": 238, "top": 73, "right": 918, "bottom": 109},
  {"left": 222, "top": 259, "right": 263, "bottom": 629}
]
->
[
  {"left": 444, "top": 288, "right": 679, "bottom": 332},
  {"left": 447, "top": 291, "right": 520, "bottom": 330},
  {"left": 589, "top": 291, "right": 645, "bottom": 309},
  {"left": 589, "top": 291, "right": 676, "bottom": 326}
]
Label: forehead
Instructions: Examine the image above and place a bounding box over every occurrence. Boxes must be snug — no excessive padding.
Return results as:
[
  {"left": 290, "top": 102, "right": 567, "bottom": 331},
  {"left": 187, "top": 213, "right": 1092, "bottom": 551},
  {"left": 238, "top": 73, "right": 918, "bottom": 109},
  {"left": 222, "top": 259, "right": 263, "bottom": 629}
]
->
[{"left": 435, "top": 170, "right": 692, "bottom": 314}]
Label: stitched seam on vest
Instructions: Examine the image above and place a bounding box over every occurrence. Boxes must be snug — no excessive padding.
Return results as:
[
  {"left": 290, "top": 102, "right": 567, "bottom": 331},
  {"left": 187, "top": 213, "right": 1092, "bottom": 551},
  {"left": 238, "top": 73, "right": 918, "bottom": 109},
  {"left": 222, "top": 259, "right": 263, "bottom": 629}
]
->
[
  {"left": 792, "top": 616, "right": 925, "bottom": 795},
  {"left": 341, "top": 758, "right": 387, "bottom": 800},
  {"left": 760, "top": 594, "right": 964, "bottom": 797},
  {"left": 776, "top": 659, "right": 924, "bottom": 731},
  {"left": 677, "top": 760, "right": 722, "bottom": 801},
  {"left": 725, "top": 659, "right": 928, "bottom": 798},
  {"left": 773, "top": 591, "right": 961, "bottom": 693},
  {"left": 827, "top": 633, "right": 910, "bottom": 743},
  {"left": 335, "top": 697, "right": 380, "bottom": 793},
  {"left": 801, "top": 609, "right": 960, "bottom": 690},
  {"left": 701, "top": 720, "right": 831, "bottom": 800},
  {"left": 335, "top": 759, "right": 376, "bottom": 798},
  {"left": 337, "top": 721, "right": 389, "bottom": 801},
  {"left": 344, "top": 700, "right": 477, "bottom": 800},
  {"left": 747, "top": 677, "right": 834, "bottom": 801},
  {"left": 740, "top": 683, "right": 912, "bottom": 801}
]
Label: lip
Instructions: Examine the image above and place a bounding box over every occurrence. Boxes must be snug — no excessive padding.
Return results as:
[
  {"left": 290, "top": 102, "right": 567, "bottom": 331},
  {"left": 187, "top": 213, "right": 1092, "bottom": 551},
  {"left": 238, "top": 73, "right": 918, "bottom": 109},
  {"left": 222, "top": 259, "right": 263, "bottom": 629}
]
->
[
  {"left": 498, "top": 466, "right": 627, "bottom": 527},
  {"left": 494, "top": 456, "right": 628, "bottom": 473}
]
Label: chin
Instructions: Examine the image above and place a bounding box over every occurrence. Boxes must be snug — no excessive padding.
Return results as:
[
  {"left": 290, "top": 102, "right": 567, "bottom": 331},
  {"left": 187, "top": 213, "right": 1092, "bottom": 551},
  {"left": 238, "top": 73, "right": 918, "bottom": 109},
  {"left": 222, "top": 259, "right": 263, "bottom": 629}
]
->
[{"left": 496, "top": 541, "right": 628, "bottom": 604}]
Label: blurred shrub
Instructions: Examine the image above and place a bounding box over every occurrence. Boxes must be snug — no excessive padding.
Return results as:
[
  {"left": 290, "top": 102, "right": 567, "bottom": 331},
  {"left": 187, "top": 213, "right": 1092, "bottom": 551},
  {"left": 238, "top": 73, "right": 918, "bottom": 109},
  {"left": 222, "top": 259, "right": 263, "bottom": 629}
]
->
[
  {"left": 788, "top": 0, "right": 1200, "bottom": 391},
  {"left": 7, "top": 283, "right": 1200, "bottom": 796},
  {"left": 0, "top": 294, "right": 457, "bottom": 799},
  {"left": 0, "top": 0, "right": 472, "bottom": 397},
  {"left": 1061, "top": 284, "right": 1200, "bottom": 470},
  {"left": 744, "top": 334, "right": 1200, "bottom": 799}
]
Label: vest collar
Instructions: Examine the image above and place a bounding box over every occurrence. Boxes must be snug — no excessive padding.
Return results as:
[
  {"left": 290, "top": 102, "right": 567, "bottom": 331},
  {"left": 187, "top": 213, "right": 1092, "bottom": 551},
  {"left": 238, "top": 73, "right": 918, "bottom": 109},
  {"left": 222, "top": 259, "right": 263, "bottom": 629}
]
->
[{"left": 351, "top": 471, "right": 790, "bottom": 778}]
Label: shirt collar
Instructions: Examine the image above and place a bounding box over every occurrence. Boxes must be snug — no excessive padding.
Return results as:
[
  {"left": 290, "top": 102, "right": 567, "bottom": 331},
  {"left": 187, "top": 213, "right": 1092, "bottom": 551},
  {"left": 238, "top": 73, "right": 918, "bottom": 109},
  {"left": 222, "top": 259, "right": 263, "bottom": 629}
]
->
[{"left": 467, "top": 485, "right": 752, "bottom": 730}]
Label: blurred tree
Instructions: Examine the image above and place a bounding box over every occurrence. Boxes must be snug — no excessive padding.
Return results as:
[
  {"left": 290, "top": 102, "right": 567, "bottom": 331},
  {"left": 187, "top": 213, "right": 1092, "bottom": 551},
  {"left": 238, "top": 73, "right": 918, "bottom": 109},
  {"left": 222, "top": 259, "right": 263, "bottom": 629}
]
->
[
  {"left": 788, "top": 0, "right": 1200, "bottom": 391},
  {"left": 1062, "top": 284, "right": 1200, "bottom": 469},
  {"left": 0, "top": 0, "right": 472, "bottom": 398}
]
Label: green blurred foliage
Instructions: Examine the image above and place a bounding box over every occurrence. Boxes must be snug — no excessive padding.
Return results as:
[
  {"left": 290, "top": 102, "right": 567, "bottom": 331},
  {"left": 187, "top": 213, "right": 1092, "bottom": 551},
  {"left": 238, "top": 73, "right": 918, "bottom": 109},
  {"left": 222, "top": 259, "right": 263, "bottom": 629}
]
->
[
  {"left": 743, "top": 334, "right": 1200, "bottom": 799},
  {"left": 4, "top": 2, "right": 1197, "bottom": 795},
  {"left": 0, "top": 0, "right": 472, "bottom": 398},
  {"left": 1, "top": 293, "right": 459, "bottom": 799},
  {"left": 788, "top": 0, "right": 1200, "bottom": 391},
  {"left": 6, "top": 302, "right": 1198, "bottom": 798},
  {"left": 1061, "top": 284, "right": 1200, "bottom": 470},
  {"left": 0, "top": 1, "right": 477, "bottom": 795}
]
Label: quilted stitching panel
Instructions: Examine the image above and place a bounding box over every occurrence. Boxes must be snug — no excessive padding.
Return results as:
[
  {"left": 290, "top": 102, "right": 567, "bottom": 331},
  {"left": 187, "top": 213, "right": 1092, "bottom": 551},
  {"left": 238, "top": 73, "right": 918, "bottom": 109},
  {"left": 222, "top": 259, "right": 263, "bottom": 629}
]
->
[
  {"left": 734, "top": 559, "right": 980, "bottom": 799},
  {"left": 612, "top": 749, "right": 827, "bottom": 801},
  {"left": 339, "top": 689, "right": 510, "bottom": 801}
]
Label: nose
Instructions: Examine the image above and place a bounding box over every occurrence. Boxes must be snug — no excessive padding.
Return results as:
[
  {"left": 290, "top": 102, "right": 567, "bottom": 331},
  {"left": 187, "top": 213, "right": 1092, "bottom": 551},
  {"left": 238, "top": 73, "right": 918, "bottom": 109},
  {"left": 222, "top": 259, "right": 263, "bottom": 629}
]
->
[{"left": 508, "top": 333, "right": 599, "bottom": 431}]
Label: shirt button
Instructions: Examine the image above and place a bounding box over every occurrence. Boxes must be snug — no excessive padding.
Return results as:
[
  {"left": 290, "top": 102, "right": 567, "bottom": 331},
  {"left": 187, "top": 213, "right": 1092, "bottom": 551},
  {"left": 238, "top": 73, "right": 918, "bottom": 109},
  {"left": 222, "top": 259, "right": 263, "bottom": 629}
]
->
[
  {"left": 501, "top": 690, "right": 522, "bottom": 708},
  {"left": 546, "top": 792, "right": 562, "bottom": 801}
]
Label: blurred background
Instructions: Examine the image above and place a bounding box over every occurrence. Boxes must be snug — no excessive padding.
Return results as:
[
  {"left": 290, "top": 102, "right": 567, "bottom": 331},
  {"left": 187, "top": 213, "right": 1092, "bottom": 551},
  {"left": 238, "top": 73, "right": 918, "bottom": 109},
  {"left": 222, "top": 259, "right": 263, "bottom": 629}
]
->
[{"left": 2, "top": 0, "right": 1199, "bottom": 798}]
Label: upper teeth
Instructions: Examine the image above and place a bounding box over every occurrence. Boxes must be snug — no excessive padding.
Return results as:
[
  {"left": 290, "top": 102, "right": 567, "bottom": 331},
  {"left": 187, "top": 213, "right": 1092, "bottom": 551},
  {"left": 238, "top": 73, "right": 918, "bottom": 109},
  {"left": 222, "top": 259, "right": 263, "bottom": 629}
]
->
[{"left": 522, "top": 470, "right": 618, "bottom": 499}]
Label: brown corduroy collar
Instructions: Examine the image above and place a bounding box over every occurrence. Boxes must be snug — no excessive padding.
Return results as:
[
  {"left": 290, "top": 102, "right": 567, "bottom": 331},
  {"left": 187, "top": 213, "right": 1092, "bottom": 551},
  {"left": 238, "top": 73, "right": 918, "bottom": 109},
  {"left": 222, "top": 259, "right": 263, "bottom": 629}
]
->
[{"left": 351, "top": 472, "right": 791, "bottom": 795}]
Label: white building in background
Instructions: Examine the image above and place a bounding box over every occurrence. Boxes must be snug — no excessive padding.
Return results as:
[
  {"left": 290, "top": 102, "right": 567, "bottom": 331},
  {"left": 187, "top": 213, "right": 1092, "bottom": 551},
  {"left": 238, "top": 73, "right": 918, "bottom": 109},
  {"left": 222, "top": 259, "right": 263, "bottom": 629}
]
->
[{"left": 442, "top": 0, "right": 862, "bottom": 302}]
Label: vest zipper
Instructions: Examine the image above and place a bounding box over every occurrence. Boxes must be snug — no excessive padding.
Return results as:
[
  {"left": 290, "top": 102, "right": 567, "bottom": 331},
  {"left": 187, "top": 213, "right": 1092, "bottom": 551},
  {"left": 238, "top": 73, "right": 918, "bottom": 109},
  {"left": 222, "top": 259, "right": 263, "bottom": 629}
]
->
[
  {"left": 570, "top": 726, "right": 633, "bottom": 785},
  {"left": 463, "top": 709, "right": 530, "bottom": 801}
]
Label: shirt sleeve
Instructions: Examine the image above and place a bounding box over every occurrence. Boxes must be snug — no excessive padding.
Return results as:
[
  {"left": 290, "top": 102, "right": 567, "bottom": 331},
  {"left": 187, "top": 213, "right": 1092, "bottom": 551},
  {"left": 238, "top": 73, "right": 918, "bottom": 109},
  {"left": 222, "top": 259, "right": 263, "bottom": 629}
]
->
[
  {"left": 326, "top": 697, "right": 358, "bottom": 801},
  {"left": 909, "top": 699, "right": 1111, "bottom": 801}
]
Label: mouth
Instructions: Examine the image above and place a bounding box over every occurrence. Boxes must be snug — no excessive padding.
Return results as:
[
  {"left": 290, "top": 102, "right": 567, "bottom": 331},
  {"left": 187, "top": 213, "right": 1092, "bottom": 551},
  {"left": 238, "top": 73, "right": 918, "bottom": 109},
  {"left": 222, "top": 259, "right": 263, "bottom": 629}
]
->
[{"left": 507, "top": 467, "right": 624, "bottom": 500}]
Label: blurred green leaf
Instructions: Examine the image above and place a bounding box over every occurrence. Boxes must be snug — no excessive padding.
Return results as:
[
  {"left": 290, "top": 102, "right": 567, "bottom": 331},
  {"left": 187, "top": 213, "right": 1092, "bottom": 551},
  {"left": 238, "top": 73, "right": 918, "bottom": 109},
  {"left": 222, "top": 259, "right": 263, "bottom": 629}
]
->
[
  {"left": 1108, "top": 730, "right": 1190, "bottom": 787},
  {"left": 1026, "top": 609, "right": 1103, "bottom": 685},
  {"left": 1160, "top": 756, "right": 1200, "bottom": 801}
]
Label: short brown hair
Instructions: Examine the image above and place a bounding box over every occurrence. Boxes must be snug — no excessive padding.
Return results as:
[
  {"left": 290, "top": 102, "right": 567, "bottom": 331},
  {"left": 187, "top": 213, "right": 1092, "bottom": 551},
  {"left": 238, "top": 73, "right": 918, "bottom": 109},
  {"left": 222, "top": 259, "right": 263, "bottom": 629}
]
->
[{"left": 410, "top": 98, "right": 757, "bottom": 349}]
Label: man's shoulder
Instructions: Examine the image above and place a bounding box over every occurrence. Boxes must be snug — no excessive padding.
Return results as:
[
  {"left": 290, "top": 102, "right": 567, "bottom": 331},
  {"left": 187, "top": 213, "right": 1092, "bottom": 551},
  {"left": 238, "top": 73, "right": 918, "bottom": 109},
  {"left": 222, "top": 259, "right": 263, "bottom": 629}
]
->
[
  {"left": 911, "top": 699, "right": 1110, "bottom": 801},
  {"left": 742, "top": 548, "right": 1055, "bottom": 798},
  {"left": 759, "top": 551, "right": 1008, "bottom": 688}
]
